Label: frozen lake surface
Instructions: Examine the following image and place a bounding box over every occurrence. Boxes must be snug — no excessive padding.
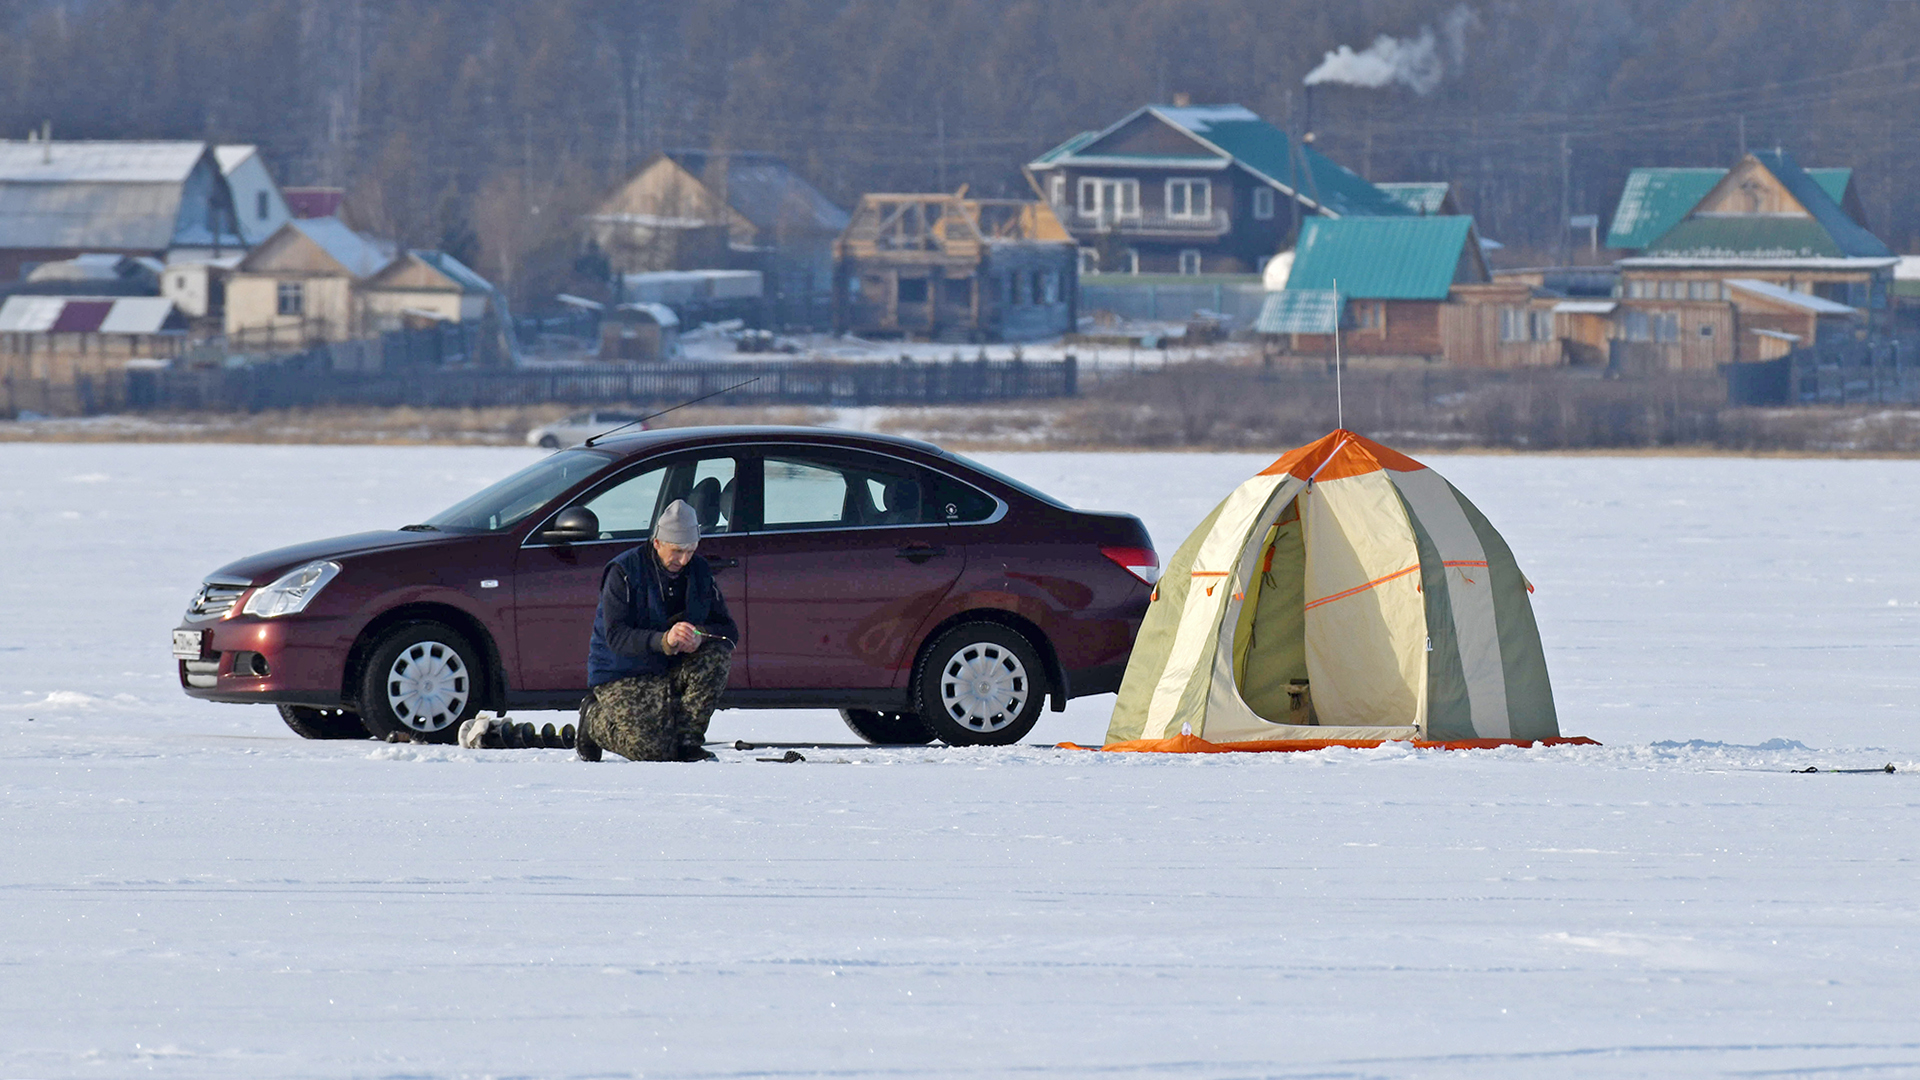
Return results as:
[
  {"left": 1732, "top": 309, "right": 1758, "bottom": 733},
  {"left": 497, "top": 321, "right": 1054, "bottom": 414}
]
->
[{"left": 3, "top": 442, "right": 1919, "bottom": 1078}]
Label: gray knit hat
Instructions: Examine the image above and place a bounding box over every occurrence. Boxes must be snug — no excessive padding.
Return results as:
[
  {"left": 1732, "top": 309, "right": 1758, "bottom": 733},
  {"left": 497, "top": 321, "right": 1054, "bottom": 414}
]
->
[{"left": 654, "top": 499, "right": 700, "bottom": 546}]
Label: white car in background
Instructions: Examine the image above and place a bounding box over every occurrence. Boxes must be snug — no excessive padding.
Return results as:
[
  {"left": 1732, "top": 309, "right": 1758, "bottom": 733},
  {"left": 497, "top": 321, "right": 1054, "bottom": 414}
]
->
[{"left": 526, "top": 410, "right": 648, "bottom": 449}]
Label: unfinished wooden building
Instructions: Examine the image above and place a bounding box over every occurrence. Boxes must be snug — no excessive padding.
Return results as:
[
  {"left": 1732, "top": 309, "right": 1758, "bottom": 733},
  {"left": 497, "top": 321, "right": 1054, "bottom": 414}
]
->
[{"left": 834, "top": 194, "right": 1076, "bottom": 342}]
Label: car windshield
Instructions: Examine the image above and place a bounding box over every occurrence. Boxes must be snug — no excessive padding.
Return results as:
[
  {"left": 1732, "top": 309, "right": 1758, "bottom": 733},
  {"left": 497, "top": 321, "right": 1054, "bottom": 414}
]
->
[
  {"left": 940, "top": 450, "right": 1071, "bottom": 509},
  {"left": 422, "top": 449, "right": 617, "bottom": 532}
]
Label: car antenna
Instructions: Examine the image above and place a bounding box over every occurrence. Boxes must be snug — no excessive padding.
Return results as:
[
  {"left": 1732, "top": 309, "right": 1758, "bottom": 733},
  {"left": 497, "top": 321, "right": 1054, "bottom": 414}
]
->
[{"left": 584, "top": 376, "right": 763, "bottom": 446}]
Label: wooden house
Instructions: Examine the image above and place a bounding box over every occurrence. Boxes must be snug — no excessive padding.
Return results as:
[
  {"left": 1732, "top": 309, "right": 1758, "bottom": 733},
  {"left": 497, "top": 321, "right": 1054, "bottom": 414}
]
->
[
  {"left": 359, "top": 250, "right": 498, "bottom": 332},
  {"left": 1258, "top": 216, "right": 1488, "bottom": 360},
  {"left": 835, "top": 194, "right": 1076, "bottom": 342},
  {"left": 0, "top": 295, "right": 187, "bottom": 414},
  {"left": 585, "top": 151, "right": 849, "bottom": 328},
  {"left": 1612, "top": 150, "right": 1895, "bottom": 335},
  {"left": 224, "top": 218, "right": 394, "bottom": 347},
  {"left": 1026, "top": 104, "right": 1409, "bottom": 278}
]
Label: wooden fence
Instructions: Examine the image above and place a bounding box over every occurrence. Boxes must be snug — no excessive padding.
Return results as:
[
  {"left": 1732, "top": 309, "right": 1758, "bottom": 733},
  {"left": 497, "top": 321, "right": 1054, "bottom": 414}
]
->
[
  {"left": 1728, "top": 335, "right": 1920, "bottom": 406},
  {"left": 126, "top": 355, "right": 1078, "bottom": 412}
]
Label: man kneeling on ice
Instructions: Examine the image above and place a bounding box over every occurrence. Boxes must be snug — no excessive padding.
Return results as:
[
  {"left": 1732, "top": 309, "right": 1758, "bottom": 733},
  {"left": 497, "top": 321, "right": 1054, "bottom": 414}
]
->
[{"left": 577, "top": 499, "right": 737, "bottom": 762}]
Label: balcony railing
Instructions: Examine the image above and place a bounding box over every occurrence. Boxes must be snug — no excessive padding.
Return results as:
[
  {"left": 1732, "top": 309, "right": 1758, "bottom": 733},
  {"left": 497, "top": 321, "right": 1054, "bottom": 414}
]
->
[{"left": 1066, "top": 207, "right": 1232, "bottom": 239}]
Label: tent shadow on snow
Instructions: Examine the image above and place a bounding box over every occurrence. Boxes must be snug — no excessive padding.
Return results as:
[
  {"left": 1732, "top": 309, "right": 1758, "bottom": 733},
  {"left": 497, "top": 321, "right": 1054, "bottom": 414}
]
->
[{"left": 1089, "top": 430, "right": 1596, "bottom": 754}]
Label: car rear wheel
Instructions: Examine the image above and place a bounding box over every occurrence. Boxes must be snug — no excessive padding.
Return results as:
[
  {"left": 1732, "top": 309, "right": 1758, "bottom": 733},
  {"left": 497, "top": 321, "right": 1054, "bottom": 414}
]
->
[
  {"left": 357, "top": 622, "right": 482, "bottom": 743},
  {"left": 913, "top": 623, "right": 1047, "bottom": 746},
  {"left": 839, "top": 708, "right": 936, "bottom": 745},
  {"left": 277, "top": 704, "right": 369, "bottom": 740}
]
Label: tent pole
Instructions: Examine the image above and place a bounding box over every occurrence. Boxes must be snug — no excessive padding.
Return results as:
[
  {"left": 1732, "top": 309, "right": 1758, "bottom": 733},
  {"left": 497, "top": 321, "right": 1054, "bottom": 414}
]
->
[{"left": 1332, "top": 277, "right": 1344, "bottom": 431}]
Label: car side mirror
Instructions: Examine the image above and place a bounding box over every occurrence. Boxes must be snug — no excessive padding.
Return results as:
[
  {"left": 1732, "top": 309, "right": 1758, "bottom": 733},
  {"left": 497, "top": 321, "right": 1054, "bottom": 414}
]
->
[{"left": 541, "top": 506, "right": 600, "bottom": 543}]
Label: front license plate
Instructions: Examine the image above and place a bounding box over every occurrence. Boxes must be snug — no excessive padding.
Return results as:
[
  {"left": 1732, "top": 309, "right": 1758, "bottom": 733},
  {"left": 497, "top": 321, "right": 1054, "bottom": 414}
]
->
[{"left": 172, "top": 629, "right": 207, "bottom": 660}]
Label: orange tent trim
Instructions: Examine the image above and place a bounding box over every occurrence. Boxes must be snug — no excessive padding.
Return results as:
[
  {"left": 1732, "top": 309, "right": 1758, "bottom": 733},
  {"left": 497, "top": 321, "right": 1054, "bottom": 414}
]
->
[
  {"left": 1060, "top": 734, "right": 1602, "bottom": 754},
  {"left": 1303, "top": 564, "right": 1421, "bottom": 612}
]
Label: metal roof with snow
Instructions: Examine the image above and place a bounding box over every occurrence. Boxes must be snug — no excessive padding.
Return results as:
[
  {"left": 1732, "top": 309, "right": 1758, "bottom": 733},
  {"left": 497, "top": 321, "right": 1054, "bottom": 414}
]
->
[
  {"left": 0, "top": 294, "right": 184, "bottom": 333},
  {"left": 1376, "top": 182, "right": 1451, "bottom": 215},
  {"left": 1285, "top": 216, "right": 1483, "bottom": 300},
  {"left": 277, "top": 217, "right": 395, "bottom": 278},
  {"left": 1254, "top": 289, "right": 1340, "bottom": 334},
  {"left": 0, "top": 140, "right": 244, "bottom": 251},
  {"left": 1724, "top": 278, "right": 1859, "bottom": 314}
]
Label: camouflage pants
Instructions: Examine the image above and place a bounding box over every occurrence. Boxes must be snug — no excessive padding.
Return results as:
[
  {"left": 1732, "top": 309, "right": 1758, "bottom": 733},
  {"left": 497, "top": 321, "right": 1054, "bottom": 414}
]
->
[{"left": 581, "top": 641, "right": 733, "bottom": 761}]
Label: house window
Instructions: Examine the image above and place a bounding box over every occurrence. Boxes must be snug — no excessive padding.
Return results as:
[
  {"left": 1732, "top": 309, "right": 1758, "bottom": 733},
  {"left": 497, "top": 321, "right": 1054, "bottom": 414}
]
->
[
  {"left": 1040, "top": 270, "right": 1060, "bottom": 305},
  {"left": 1165, "top": 179, "right": 1211, "bottom": 220},
  {"left": 1657, "top": 313, "right": 1680, "bottom": 342},
  {"left": 1353, "top": 302, "right": 1382, "bottom": 330},
  {"left": 1253, "top": 187, "right": 1276, "bottom": 220},
  {"left": 1049, "top": 174, "right": 1065, "bottom": 208},
  {"left": 276, "top": 280, "right": 303, "bottom": 316},
  {"left": 256, "top": 191, "right": 269, "bottom": 220},
  {"left": 1077, "top": 177, "right": 1139, "bottom": 221},
  {"left": 1530, "top": 310, "right": 1554, "bottom": 341},
  {"left": 1078, "top": 247, "right": 1099, "bottom": 275},
  {"left": 1178, "top": 250, "right": 1202, "bottom": 276},
  {"left": 1699, "top": 323, "right": 1714, "bottom": 338},
  {"left": 1500, "top": 308, "right": 1526, "bottom": 343},
  {"left": 1686, "top": 280, "right": 1706, "bottom": 300},
  {"left": 897, "top": 277, "right": 928, "bottom": 304},
  {"left": 1622, "top": 310, "right": 1650, "bottom": 342},
  {"left": 1656, "top": 280, "right": 1675, "bottom": 300}
]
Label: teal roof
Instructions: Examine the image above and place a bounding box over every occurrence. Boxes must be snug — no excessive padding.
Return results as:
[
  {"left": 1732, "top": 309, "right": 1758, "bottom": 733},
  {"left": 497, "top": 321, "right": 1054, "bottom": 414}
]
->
[
  {"left": 1375, "top": 182, "right": 1450, "bottom": 215},
  {"left": 1608, "top": 163, "right": 1863, "bottom": 251},
  {"left": 1029, "top": 104, "right": 1411, "bottom": 219},
  {"left": 1284, "top": 216, "right": 1479, "bottom": 299},
  {"left": 1606, "top": 168, "right": 1723, "bottom": 250},
  {"left": 1255, "top": 289, "right": 1340, "bottom": 334},
  {"left": 1031, "top": 130, "right": 1098, "bottom": 166},
  {"left": 1638, "top": 150, "right": 1888, "bottom": 260}
]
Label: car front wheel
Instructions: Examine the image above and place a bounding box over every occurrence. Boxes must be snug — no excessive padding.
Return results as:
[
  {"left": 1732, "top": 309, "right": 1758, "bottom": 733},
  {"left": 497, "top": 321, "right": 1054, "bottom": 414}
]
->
[
  {"left": 277, "top": 704, "right": 369, "bottom": 740},
  {"left": 913, "top": 623, "right": 1047, "bottom": 746},
  {"left": 537, "top": 434, "right": 560, "bottom": 449},
  {"left": 357, "top": 622, "right": 482, "bottom": 743},
  {"left": 839, "top": 708, "right": 935, "bottom": 745}
]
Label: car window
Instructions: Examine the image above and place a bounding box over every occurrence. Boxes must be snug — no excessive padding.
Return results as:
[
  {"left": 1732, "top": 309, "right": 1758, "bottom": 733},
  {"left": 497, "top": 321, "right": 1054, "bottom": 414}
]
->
[
  {"left": 925, "top": 470, "right": 998, "bottom": 523},
  {"left": 762, "top": 453, "right": 932, "bottom": 529},
  {"left": 423, "top": 448, "right": 615, "bottom": 532},
  {"left": 583, "top": 465, "right": 667, "bottom": 540},
  {"left": 680, "top": 457, "right": 737, "bottom": 535}
]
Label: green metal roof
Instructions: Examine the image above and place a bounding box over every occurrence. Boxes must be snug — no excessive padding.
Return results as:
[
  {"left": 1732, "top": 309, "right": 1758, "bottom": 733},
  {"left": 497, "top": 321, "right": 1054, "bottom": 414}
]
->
[
  {"left": 1030, "top": 130, "right": 1098, "bottom": 166},
  {"left": 1606, "top": 168, "right": 1724, "bottom": 250},
  {"left": 1284, "top": 216, "right": 1479, "bottom": 299},
  {"left": 1749, "top": 149, "right": 1888, "bottom": 258},
  {"left": 1642, "top": 216, "right": 1847, "bottom": 259},
  {"left": 1608, "top": 163, "right": 1864, "bottom": 251},
  {"left": 1375, "top": 182, "right": 1450, "bottom": 215},
  {"left": 1255, "top": 289, "right": 1340, "bottom": 334}
]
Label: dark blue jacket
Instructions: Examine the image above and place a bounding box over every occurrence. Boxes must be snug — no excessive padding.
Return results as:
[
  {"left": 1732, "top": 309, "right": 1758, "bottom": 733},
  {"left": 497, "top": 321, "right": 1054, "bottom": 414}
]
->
[{"left": 587, "top": 545, "right": 737, "bottom": 687}]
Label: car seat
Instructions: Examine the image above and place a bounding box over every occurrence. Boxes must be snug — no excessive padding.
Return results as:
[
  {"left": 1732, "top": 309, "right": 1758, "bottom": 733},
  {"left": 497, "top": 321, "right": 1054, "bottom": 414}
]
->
[
  {"left": 877, "top": 476, "right": 921, "bottom": 524},
  {"left": 688, "top": 477, "right": 724, "bottom": 531}
]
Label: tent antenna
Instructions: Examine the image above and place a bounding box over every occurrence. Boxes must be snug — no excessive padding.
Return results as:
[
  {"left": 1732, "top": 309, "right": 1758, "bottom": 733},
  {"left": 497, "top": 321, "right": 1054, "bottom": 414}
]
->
[{"left": 1332, "top": 276, "right": 1344, "bottom": 431}]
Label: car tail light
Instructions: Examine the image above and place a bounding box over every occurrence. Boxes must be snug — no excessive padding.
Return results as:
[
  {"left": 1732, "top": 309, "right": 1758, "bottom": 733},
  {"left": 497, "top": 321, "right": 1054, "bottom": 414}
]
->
[{"left": 1101, "top": 545, "right": 1160, "bottom": 585}]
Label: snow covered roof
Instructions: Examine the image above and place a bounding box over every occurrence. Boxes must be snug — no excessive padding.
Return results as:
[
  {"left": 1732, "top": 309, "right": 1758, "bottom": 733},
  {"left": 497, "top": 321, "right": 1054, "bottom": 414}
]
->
[
  {"left": 278, "top": 217, "right": 395, "bottom": 278},
  {"left": 1725, "top": 278, "right": 1858, "bottom": 314},
  {"left": 0, "top": 295, "right": 183, "bottom": 333},
  {"left": 0, "top": 140, "right": 207, "bottom": 183},
  {"left": 213, "top": 145, "right": 257, "bottom": 174},
  {"left": 1552, "top": 300, "right": 1618, "bottom": 314},
  {"left": 0, "top": 140, "right": 243, "bottom": 251}
]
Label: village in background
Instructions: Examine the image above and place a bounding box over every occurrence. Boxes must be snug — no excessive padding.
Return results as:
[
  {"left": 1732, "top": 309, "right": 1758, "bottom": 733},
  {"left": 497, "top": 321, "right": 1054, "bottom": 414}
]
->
[{"left": 4, "top": 0, "right": 1920, "bottom": 452}]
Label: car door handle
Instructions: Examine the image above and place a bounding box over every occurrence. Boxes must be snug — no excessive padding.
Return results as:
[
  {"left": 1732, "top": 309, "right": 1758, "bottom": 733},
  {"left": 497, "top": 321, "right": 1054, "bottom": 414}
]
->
[
  {"left": 706, "top": 557, "right": 739, "bottom": 571},
  {"left": 895, "top": 543, "right": 946, "bottom": 563}
]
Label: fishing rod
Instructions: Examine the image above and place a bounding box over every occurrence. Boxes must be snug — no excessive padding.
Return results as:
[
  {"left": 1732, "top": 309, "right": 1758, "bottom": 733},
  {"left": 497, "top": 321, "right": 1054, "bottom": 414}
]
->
[{"left": 584, "top": 375, "right": 764, "bottom": 446}]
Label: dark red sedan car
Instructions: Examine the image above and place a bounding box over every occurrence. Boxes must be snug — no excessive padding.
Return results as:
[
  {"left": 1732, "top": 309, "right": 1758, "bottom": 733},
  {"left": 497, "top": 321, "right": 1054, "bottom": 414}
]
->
[{"left": 174, "top": 427, "right": 1157, "bottom": 746}]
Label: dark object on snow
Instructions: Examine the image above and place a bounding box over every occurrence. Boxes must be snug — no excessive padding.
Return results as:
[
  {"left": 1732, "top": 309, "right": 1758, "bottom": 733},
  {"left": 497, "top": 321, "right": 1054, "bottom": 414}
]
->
[
  {"left": 1795, "top": 764, "right": 1895, "bottom": 773},
  {"left": 576, "top": 726, "right": 602, "bottom": 761},
  {"left": 757, "top": 750, "right": 806, "bottom": 763}
]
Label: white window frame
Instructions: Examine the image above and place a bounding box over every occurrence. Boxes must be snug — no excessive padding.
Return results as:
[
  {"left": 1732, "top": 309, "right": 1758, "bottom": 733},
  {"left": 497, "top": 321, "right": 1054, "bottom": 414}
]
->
[
  {"left": 1122, "top": 248, "right": 1140, "bottom": 275},
  {"left": 1077, "top": 177, "right": 1140, "bottom": 221},
  {"left": 1048, "top": 174, "right": 1065, "bottom": 208},
  {"left": 1165, "top": 178, "right": 1212, "bottom": 220},
  {"left": 1253, "top": 187, "right": 1276, "bottom": 220},
  {"left": 1078, "top": 247, "right": 1099, "bottom": 275},
  {"left": 1178, "top": 249, "right": 1202, "bottom": 276},
  {"left": 276, "top": 280, "right": 303, "bottom": 317}
]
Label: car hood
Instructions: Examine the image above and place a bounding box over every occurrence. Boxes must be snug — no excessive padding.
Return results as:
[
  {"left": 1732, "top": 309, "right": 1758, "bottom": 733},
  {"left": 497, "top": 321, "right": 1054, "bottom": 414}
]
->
[{"left": 209, "top": 530, "right": 469, "bottom": 584}]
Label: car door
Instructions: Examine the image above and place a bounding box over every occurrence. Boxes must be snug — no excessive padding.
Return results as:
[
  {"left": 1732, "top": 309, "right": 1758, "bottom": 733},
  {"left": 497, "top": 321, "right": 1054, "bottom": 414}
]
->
[
  {"left": 744, "top": 448, "right": 965, "bottom": 690},
  {"left": 512, "top": 451, "right": 749, "bottom": 692}
]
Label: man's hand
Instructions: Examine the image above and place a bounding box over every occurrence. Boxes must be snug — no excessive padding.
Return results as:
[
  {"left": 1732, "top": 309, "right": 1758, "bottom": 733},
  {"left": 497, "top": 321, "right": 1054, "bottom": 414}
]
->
[{"left": 664, "top": 621, "right": 700, "bottom": 654}]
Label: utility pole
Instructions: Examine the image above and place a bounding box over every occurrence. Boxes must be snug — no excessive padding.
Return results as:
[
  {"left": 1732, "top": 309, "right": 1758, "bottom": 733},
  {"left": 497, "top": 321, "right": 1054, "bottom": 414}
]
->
[{"left": 1558, "top": 133, "right": 1572, "bottom": 265}]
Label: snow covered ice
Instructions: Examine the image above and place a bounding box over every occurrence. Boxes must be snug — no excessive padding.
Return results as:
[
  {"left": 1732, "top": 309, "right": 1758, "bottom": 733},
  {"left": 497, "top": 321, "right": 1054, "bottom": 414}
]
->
[{"left": 3, "top": 442, "right": 1919, "bottom": 1078}]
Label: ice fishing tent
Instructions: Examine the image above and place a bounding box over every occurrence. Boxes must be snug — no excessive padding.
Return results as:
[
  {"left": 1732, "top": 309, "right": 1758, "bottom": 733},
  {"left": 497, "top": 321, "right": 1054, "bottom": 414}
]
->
[{"left": 1107, "top": 430, "right": 1573, "bottom": 750}]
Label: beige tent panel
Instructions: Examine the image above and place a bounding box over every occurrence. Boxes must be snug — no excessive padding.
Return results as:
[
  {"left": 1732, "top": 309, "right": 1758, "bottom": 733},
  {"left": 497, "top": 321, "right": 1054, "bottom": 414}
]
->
[
  {"left": 1390, "top": 468, "right": 1512, "bottom": 737},
  {"left": 1302, "top": 472, "right": 1427, "bottom": 728}
]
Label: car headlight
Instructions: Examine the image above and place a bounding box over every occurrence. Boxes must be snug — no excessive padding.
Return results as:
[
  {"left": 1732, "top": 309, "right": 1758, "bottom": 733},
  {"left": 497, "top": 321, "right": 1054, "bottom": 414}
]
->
[{"left": 242, "top": 560, "right": 342, "bottom": 618}]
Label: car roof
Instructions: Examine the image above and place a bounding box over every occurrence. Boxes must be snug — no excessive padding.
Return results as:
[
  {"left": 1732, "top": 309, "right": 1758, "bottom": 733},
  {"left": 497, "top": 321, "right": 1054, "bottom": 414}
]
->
[{"left": 589, "top": 425, "right": 950, "bottom": 460}]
